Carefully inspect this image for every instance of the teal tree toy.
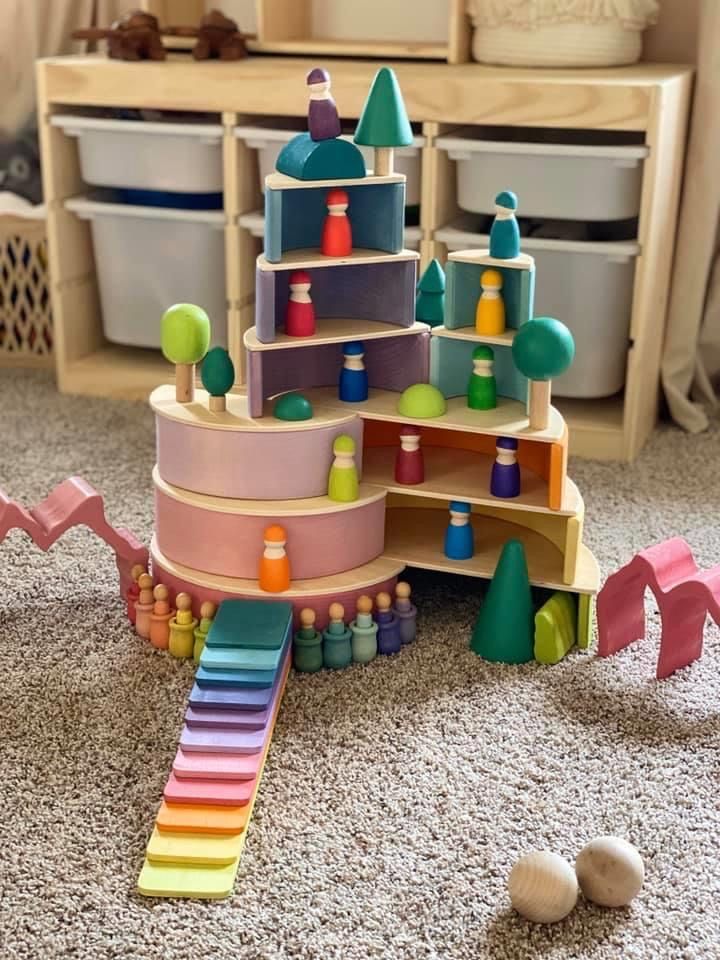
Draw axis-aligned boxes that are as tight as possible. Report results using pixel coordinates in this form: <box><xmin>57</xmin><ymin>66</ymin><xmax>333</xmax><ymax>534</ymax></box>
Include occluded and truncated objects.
<box><xmin>512</xmin><ymin>317</ymin><xmax>575</xmax><ymax>430</ymax></box>
<box><xmin>161</xmin><ymin>303</ymin><xmax>211</xmax><ymax>404</ymax></box>
<box><xmin>489</xmin><ymin>190</ymin><xmax>520</xmax><ymax>260</ymax></box>
<box><xmin>415</xmin><ymin>259</ymin><xmax>445</xmax><ymax>327</ymax></box>
<box><xmin>470</xmin><ymin>539</ymin><xmax>534</xmax><ymax>664</ymax></box>
<box><xmin>354</xmin><ymin>67</ymin><xmax>413</xmax><ymax>176</ymax></box>
<box><xmin>201</xmin><ymin>346</ymin><xmax>235</xmax><ymax>412</ymax></box>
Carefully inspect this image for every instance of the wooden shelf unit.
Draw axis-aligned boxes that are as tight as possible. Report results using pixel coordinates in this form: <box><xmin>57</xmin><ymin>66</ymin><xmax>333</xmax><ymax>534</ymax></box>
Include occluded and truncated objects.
<box><xmin>33</xmin><ymin>55</ymin><xmax>692</xmax><ymax>459</ymax></box>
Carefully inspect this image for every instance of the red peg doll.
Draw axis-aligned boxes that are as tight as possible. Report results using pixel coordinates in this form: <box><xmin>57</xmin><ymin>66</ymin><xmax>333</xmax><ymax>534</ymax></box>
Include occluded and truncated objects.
<box><xmin>285</xmin><ymin>270</ymin><xmax>316</xmax><ymax>337</ymax></box>
<box><xmin>321</xmin><ymin>188</ymin><xmax>352</xmax><ymax>257</ymax></box>
<box><xmin>394</xmin><ymin>424</ymin><xmax>424</xmax><ymax>485</ymax></box>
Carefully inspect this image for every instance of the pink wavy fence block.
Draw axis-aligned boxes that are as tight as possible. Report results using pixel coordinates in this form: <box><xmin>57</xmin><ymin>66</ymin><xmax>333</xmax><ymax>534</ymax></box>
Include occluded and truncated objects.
<box><xmin>597</xmin><ymin>537</ymin><xmax>720</xmax><ymax>679</ymax></box>
<box><xmin>0</xmin><ymin>476</ymin><xmax>148</xmax><ymax>599</ymax></box>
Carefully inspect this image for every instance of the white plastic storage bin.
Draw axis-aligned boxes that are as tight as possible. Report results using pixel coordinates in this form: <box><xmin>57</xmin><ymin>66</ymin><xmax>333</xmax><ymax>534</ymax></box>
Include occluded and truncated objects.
<box><xmin>51</xmin><ymin>115</ymin><xmax>224</xmax><ymax>193</ymax></box>
<box><xmin>65</xmin><ymin>197</ymin><xmax>227</xmax><ymax>350</ymax></box>
<box><xmin>237</xmin><ymin>210</ymin><xmax>422</xmax><ymax>251</ymax></box>
<box><xmin>436</xmin><ymin>221</ymin><xmax>639</xmax><ymax>398</ymax></box>
<box><xmin>234</xmin><ymin>123</ymin><xmax>426</xmax><ymax>206</ymax></box>
<box><xmin>435</xmin><ymin>127</ymin><xmax>648</xmax><ymax>221</ymax></box>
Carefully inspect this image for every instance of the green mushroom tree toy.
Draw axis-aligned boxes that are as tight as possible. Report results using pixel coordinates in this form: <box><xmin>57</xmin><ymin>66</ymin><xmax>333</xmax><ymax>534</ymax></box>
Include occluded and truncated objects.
<box><xmin>161</xmin><ymin>303</ymin><xmax>211</xmax><ymax>404</ymax></box>
<box><xmin>354</xmin><ymin>67</ymin><xmax>413</xmax><ymax>176</ymax></box>
<box><xmin>415</xmin><ymin>259</ymin><xmax>445</xmax><ymax>327</ymax></box>
<box><xmin>201</xmin><ymin>346</ymin><xmax>235</xmax><ymax>412</ymax></box>
<box><xmin>512</xmin><ymin>317</ymin><xmax>575</xmax><ymax>430</ymax></box>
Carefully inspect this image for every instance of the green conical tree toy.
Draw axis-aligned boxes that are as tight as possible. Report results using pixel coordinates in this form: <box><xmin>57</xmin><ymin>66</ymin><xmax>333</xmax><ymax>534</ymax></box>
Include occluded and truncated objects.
<box><xmin>161</xmin><ymin>303</ymin><xmax>211</xmax><ymax>404</ymax></box>
<box><xmin>354</xmin><ymin>67</ymin><xmax>413</xmax><ymax>176</ymax></box>
<box><xmin>201</xmin><ymin>346</ymin><xmax>235</xmax><ymax>412</ymax></box>
<box><xmin>415</xmin><ymin>259</ymin><xmax>445</xmax><ymax>327</ymax></box>
<box><xmin>470</xmin><ymin>539</ymin><xmax>534</xmax><ymax>664</ymax></box>
<box><xmin>512</xmin><ymin>317</ymin><xmax>575</xmax><ymax>431</ymax></box>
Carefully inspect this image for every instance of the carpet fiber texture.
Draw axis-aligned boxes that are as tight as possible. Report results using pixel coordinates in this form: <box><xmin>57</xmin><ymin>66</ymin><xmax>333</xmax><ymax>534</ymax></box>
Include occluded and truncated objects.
<box><xmin>1</xmin><ymin>369</ymin><xmax>719</xmax><ymax>960</ymax></box>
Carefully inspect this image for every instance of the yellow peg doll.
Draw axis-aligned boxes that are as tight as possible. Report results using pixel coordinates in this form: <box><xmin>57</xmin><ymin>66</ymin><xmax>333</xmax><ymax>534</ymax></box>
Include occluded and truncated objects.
<box><xmin>475</xmin><ymin>268</ymin><xmax>505</xmax><ymax>336</ymax></box>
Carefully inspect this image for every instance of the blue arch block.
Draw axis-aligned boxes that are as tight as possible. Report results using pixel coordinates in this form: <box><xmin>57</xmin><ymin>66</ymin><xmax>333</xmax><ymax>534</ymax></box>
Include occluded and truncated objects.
<box><xmin>276</xmin><ymin>133</ymin><xmax>366</xmax><ymax>181</ymax></box>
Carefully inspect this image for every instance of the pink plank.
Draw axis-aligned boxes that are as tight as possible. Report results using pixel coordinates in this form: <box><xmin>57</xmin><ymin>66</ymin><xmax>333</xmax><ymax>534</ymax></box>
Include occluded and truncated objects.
<box><xmin>163</xmin><ymin>772</ymin><xmax>255</xmax><ymax>806</ymax></box>
<box><xmin>172</xmin><ymin>748</ymin><xmax>261</xmax><ymax>781</ymax></box>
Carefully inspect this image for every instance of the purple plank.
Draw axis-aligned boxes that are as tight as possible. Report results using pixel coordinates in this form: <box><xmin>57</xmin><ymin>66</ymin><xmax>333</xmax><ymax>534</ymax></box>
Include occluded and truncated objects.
<box><xmin>185</xmin><ymin>705</ymin><xmax>270</xmax><ymax>730</ymax></box>
<box><xmin>180</xmin><ymin>724</ymin><xmax>266</xmax><ymax>755</ymax></box>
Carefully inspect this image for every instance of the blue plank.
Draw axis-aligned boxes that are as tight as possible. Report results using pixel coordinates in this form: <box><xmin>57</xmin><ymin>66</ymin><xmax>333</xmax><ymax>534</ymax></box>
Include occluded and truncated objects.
<box><xmin>195</xmin><ymin>665</ymin><xmax>275</xmax><ymax>689</ymax></box>
<box><xmin>201</xmin><ymin>644</ymin><xmax>284</xmax><ymax>673</ymax></box>
<box><xmin>204</xmin><ymin>599</ymin><xmax>292</xmax><ymax>650</ymax></box>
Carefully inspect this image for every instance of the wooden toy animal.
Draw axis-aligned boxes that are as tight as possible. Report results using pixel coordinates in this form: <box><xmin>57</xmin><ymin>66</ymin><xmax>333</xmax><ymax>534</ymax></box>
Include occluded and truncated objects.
<box><xmin>164</xmin><ymin>10</ymin><xmax>248</xmax><ymax>61</ymax></box>
<box><xmin>72</xmin><ymin>11</ymin><xmax>166</xmax><ymax>61</ymax></box>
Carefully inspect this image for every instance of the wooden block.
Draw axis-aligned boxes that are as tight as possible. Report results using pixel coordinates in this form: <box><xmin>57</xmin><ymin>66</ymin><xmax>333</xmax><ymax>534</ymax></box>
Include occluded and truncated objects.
<box><xmin>190</xmin><ymin>682</ymin><xmax>276</xmax><ymax>711</ymax></box>
<box><xmin>195</xmin><ymin>665</ymin><xmax>276</xmax><ymax>688</ymax></box>
<box><xmin>200</xmin><ymin>644</ymin><xmax>283</xmax><ymax>673</ymax></box>
<box><xmin>205</xmin><ymin>599</ymin><xmax>292</xmax><ymax>650</ymax></box>
<box><xmin>173</xmin><ymin>748</ymin><xmax>262</xmax><ymax>780</ymax></box>
<box><xmin>185</xmin><ymin>705</ymin><xmax>269</xmax><ymax>729</ymax></box>
<box><xmin>137</xmin><ymin>858</ymin><xmax>238</xmax><ymax>899</ymax></box>
<box><xmin>146</xmin><ymin>826</ymin><xmax>245</xmax><ymax>866</ymax></box>
<box><xmin>163</xmin><ymin>772</ymin><xmax>256</xmax><ymax>806</ymax></box>
<box><xmin>180</xmin><ymin>725</ymin><xmax>266</xmax><ymax>756</ymax></box>
<box><xmin>156</xmin><ymin>801</ymin><xmax>251</xmax><ymax>835</ymax></box>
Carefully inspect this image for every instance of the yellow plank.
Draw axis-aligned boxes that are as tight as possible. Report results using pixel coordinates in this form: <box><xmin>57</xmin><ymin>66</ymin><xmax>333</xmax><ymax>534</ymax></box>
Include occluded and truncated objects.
<box><xmin>137</xmin><ymin>858</ymin><xmax>239</xmax><ymax>899</ymax></box>
<box><xmin>146</xmin><ymin>827</ymin><xmax>245</xmax><ymax>866</ymax></box>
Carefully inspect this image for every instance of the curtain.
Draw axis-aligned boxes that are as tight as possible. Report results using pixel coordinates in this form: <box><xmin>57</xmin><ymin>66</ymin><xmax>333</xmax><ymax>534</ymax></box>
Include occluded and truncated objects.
<box><xmin>661</xmin><ymin>0</ymin><xmax>720</xmax><ymax>431</ymax></box>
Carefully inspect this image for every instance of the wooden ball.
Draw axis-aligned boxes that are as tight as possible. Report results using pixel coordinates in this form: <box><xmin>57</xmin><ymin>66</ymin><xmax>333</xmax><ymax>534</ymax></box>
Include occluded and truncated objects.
<box><xmin>396</xmin><ymin>581</ymin><xmax>411</xmax><ymax>600</ymax></box>
<box><xmin>357</xmin><ymin>595</ymin><xmax>373</xmax><ymax>614</ymax></box>
<box><xmin>138</xmin><ymin>573</ymin><xmax>153</xmax><ymax>590</ymax></box>
<box><xmin>200</xmin><ymin>601</ymin><xmax>216</xmax><ymax>619</ymax></box>
<box><xmin>299</xmin><ymin>608</ymin><xmax>316</xmax><ymax>627</ymax></box>
<box><xmin>575</xmin><ymin>837</ymin><xmax>644</xmax><ymax>907</ymax></box>
<box><xmin>131</xmin><ymin>563</ymin><xmax>145</xmax><ymax>582</ymax></box>
<box><xmin>376</xmin><ymin>591</ymin><xmax>391</xmax><ymax>611</ymax></box>
<box><xmin>176</xmin><ymin>592</ymin><xmax>192</xmax><ymax>612</ymax></box>
<box><xmin>508</xmin><ymin>851</ymin><xmax>578</xmax><ymax>923</ymax></box>
<box><xmin>153</xmin><ymin>584</ymin><xmax>168</xmax><ymax>602</ymax></box>
<box><xmin>329</xmin><ymin>602</ymin><xmax>344</xmax><ymax>621</ymax></box>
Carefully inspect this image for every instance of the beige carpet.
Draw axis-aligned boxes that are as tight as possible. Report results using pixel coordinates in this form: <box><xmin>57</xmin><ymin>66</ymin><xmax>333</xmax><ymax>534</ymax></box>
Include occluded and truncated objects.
<box><xmin>1</xmin><ymin>368</ymin><xmax>719</xmax><ymax>960</ymax></box>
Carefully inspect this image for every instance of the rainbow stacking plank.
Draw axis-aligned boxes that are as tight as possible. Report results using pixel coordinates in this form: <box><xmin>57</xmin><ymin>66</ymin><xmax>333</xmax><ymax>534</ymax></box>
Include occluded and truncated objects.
<box><xmin>138</xmin><ymin>599</ymin><xmax>292</xmax><ymax>899</ymax></box>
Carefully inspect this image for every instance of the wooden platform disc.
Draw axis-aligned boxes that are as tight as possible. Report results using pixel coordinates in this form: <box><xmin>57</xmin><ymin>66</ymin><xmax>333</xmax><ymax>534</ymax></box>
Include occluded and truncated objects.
<box><xmin>362</xmin><ymin>446</ymin><xmax>580</xmax><ymax>516</ymax></box>
<box><xmin>150</xmin><ymin>536</ymin><xmax>403</xmax><ymax>628</ymax></box>
<box><xmin>154</xmin><ymin>470</ymin><xmax>386</xmax><ymax>580</ymax></box>
<box><xmin>265</xmin><ymin>171</ymin><xmax>406</xmax><ymax>192</ymax></box>
<box><xmin>431</xmin><ymin>325</ymin><xmax>518</xmax><ymax>348</ymax></box>
<box><xmin>447</xmin><ymin>249</ymin><xmax>535</xmax><ymax>271</ymax></box>
<box><xmin>257</xmin><ymin>248</ymin><xmax>419</xmax><ymax>272</ymax></box>
<box><xmin>382</xmin><ymin>507</ymin><xmax>599</xmax><ymax>593</ymax></box>
<box><xmin>245</xmin><ymin>319</ymin><xmax>430</xmax><ymax>352</ymax></box>
<box><xmin>138</xmin><ymin>858</ymin><xmax>239</xmax><ymax>899</ymax></box>
<box><xmin>302</xmin><ymin>387</ymin><xmax>567</xmax><ymax>444</ymax></box>
<box><xmin>146</xmin><ymin>827</ymin><xmax>245</xmax><ymax>866</ymax></box>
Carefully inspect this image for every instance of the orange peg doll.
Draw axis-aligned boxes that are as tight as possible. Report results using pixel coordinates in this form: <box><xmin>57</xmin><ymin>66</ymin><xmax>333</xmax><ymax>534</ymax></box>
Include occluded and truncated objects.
<box><xmin>126</xmin><ymin>563</ymin><xmax>146</xmax><ymax>624</ymax></box>
<box><xmin>258</xmin><ymin>524</ymin><xmax>291</xmax><ymax>593</ymax></box>
<box><xmin>149</xmin><ymin>584</ymin><xmax>174</xmax><ymax>650</ymax></box>
<box><xmin>134</xmin><ymin>573</ymin><xmax>154</xmax><ymax>639</ymax></box>
<box><xmin>321</xmin><ymin>188</ymin><xmax>352</xmax><ymax>257</ymax></box>
<box><xmin>169</xmin><ymin>593</ymin><xmax>198</xmax><ymax>659</ymax></box>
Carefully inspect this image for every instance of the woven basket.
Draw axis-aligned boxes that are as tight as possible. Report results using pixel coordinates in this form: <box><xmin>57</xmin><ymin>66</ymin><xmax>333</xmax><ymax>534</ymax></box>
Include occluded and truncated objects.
<box><xmin>0</xmin><ymin>216</ymin><xmax>53</xmax><ymax>367</ymax></box>
<box><xmin>467</xmin><ymin>0</ymin><xmax>660</xmax><ymax>67</ymax></box>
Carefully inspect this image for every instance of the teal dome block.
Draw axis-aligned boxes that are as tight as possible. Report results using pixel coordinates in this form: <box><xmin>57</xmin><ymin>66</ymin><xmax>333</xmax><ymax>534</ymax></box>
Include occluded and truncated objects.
<box><xmin>276</xmin><ymin>133</ymin><xmax>366</xmax><ymax>181</ymax></box>
<box><xmin>273</xmin><ymin>392</ymin><xmax>314</xmax><ymax>421</ymax></box>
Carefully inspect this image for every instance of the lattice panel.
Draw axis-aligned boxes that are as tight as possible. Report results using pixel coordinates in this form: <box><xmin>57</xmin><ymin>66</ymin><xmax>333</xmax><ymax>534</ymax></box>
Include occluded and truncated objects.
<box><xmin>0</xmin><ymin>218</ymin><xmax>53</xmax><ymax>366</ymax></box>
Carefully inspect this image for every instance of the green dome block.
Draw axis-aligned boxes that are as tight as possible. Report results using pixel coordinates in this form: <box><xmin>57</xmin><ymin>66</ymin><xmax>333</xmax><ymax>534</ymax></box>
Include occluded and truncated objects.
<box><xmin>276</xmin><ymin>133</ymin><xmax>366</xmax><ymax>181</ymax></box>
<box><xmin>354</xmin><ymin>67</ymin><xmax>413</xmax><ymax>148</ymax></box>
<box><xmin>161</xmin><ymin>303</ymin><xmax>211</xmax><ymax>365</ymax></box>
<box><xmin>470</xmin><ymin>539</ymin><xmax>535</xmax><ymax>664</ymax></box>
<box><xmin>512</xmin><ymin>317</ymin><xmax>575</xmax><ymax>381</ymax></box>
<box><xmin>397</xmin><ymin>383</ymin><xmax>447</xmax><ymax>419</ymax></box>
<box><xmin>273</xmin><ymin>392</ymin><xmax>314</xmax><ymax>421</ymax></box>
<box><xmin>201</xmin><ymin>347</ymin><xmax>235</xmax><ymax>397</ymax></box>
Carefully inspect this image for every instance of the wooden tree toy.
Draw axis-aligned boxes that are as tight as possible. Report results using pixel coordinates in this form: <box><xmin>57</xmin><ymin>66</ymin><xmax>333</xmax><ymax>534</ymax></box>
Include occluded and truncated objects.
<box><xmin>149</xmin><ymin>584</ymin><xmax>174</xmax><ymax>650</ymax></box>
<box><xmin>375</xmin><ymin>592</ymin><xmax>401</xmax><ymax>655</ymax></box>
<box><xmin>338</xmin><ymin>341</ymin><xmax>368</xmax><ymax>403</ymax></box>
<box><xmin>508</xmin><ymin>851</ymin><xmax>578</xmax><ymax>924</ymax></box>
<box><xmin>444</xmin><ymin>501</ymin><xmax>474</xmax><ymax>560</ymax></box>
<box><xmin>169</xmin><ymin>593</ymin><xmax>198</xmax><ymax>659</ymax></box>
<box><xmin>471</xmin><ymin>539</ymin><xmax>534</xmax><ymax>663</ymax></box>
<box><xmin>415</xmin><ymin>259</ymin><xmax>445</xmax><ymax>327</ymax></box>
<box><xmin>350</xmin><ymin>595</ymin><xmax>378</xmax><ymax>664</ymax></box>
<box><xmin>475</xmin><ymin>269</ymin><xmax>505</xmax><ymax>335</ymax></box>
<box><xmin>135</xmin><ymin>573</ymin><xmax>155</xmax><ymax>639</ymax></box>
<box><xmin>201</xmin><ymin>346</ymin><xmax>235</xmax><ymax>412</ymax></box>
<box><xmin>293</xmin><ymin>608</ymin><xmax>323</xmax><ymax>673</ymax></box>
<box><xmin>306</xmin><ymin>67</ymin><xmax>342</xmax><ymax>141</ymax></box>
<box><xmin>354</xmin><ymin>67</ymin><xmax>413</xmax><ymax>176</ymax></box>
<box><xmin>394</xmin><ymin>424</ymin><xmax>424</xmax><ymax>485</ymax></box>
<box><xmin>321</xmin><ymin>189</ymin><xmax>352</xmax><ymax>257</ymax></box>
<box><xmin>193</xmin><ymin>600</ymin><xmax>216</xmax><ymax>664</ymax></box>
<box><xmin>72</xmin><ymin>11</ymin><xmax>166</xmax><ymax>61</ymax></box>
<box><xmin>126</xmin><ymin>563</ymin><xmax>146</xmax><ymax>625</ymax></box>
<box><xmin>490</xmin><ymin>437</ymin><xmax>521</xmax><ymax>499</ymax></box>
<box><xmin>322</xmin><ymin>602</ymin><xmax>353</xmax><ymax>669</ymax></box>
<box><xmin>467</xmin><ymin>345</ymin><xmax>497</xmax><ymax>411</ymax></box>
<box><xmin>512</xmin><ymin>317</ymin><xmax>575</xmax><ymax>430</ymax></box>
<box><xmin>258</xmin><ymin>525</ymin><xmax>290</xmax><ymax>593</ymax></box>
<box><xmin>489</xmin><ymin>190</ymin><xmax>520</xmax><ymax>260</ymax></box>
<box><xmin>161</xmin><ymin>303</ymin><xmax>211</xmax><ymax>404</ymax></box>
<box><xmin>327</xmin><ymin>434</ymin><xmax>359</xmax><ymax>502</ymax></box>
<box><xmin>285</xmin><ymin>271</ymin><xmax>316</xmax><ymax>338</ymax></box>
<box><xmin>394</xmin><ymin>582</ymin><xmax>417</xmax><ymax>645</ymax></box>
<box><xmin>164</xmin><ymin>10</ymin><xmax>248</xmax><ymax>61</ymax></box>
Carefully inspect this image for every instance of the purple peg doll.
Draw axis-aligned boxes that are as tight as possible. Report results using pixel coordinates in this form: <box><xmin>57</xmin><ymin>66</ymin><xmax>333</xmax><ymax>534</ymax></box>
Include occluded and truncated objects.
<box><xmin>307</xmin><ymin>67</ymin><xmax>342</xmax><ymax>142</ymax></box>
